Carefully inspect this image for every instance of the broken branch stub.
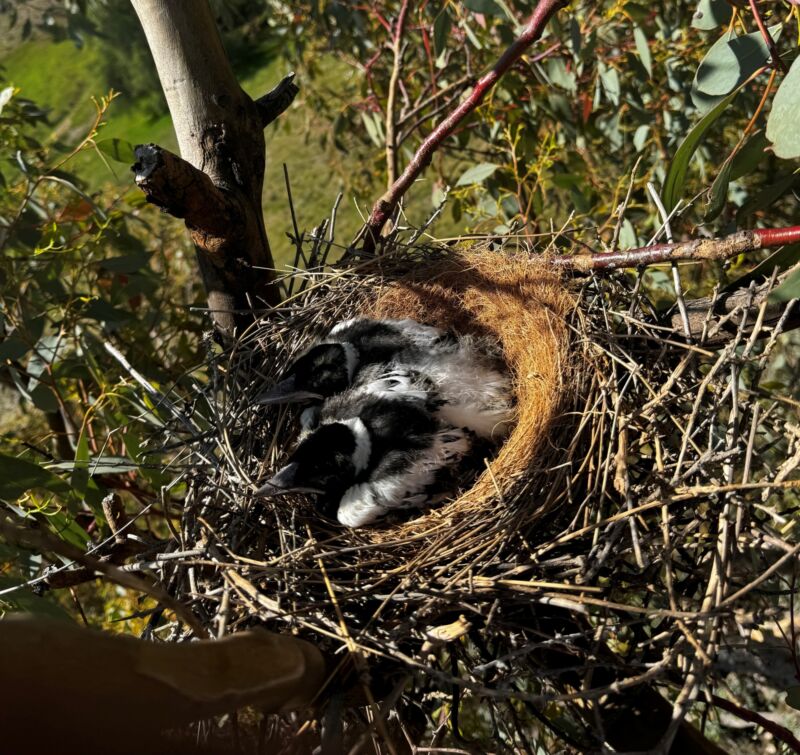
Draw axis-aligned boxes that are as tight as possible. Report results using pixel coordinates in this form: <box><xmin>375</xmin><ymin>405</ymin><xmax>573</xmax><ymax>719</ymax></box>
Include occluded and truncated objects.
<box><xmin>131</xmin><ymin>0</ymin><xmax>300</xmax><ymax>335</ymax></box>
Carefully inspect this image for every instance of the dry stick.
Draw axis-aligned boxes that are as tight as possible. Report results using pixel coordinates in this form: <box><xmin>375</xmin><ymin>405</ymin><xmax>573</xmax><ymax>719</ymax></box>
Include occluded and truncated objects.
<box><xmin>0</xmin><ymin>513</ymin><xmax>208</xmax><ymax>638</ymax></box>
<box><xmin>359</xmin><ymin>0</ymin><xmax>569</xmax><ymax>252</ymax></box>
<box><xmin>552</xmin><ymin>225</ymin><xmax>800</xmax><ymax>270</ymax></box>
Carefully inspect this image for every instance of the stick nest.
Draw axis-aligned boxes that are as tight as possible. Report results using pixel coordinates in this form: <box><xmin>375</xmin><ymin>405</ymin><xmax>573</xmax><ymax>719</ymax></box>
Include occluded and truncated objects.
<box><xmin>163</xmin><ymin>239</ymin><xmax>798</xmax><ymax>751</ymax></box>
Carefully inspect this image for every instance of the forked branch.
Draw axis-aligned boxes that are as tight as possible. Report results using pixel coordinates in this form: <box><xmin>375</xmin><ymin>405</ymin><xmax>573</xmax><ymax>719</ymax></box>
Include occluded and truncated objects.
<box><xmin>359</xmin><ymin>0</ymin><xmax>569</xmax><ymax>253</ymax></box>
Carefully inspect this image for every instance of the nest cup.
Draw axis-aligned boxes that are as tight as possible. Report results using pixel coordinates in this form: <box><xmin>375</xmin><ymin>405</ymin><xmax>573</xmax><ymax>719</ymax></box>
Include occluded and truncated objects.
<box><xmin>247</xmin><ymin>247</ymin><xmax>574</xmax><ymax>549</ymax></box>
<box><xmin>362</xmin><ymin>249</ymin><xmax>573</xmax><ymax>539</ymax></box>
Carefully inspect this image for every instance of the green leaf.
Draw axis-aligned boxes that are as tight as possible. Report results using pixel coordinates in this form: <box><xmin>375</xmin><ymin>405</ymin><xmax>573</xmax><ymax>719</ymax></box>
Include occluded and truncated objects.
<box><xmin>736</xmin><ymin>174</ymin><xmax>798</xmax><ymax>223</ymax></box>
<box><xmin>691</xmin><ymin>26</ymin><xmax>779</xmax><ymax>113</ymax></box>
<box><xmin>633</xmin><ymin>124</ymin><xmax>650</xmax><ymax>152</ymax></box>
<box><xmin>51</xmin><ymin>457</ymin><xmax>138</xmax><ymax>475</ymax></box>
<box><xmin>705</xmin><ymin>159</ymin><xmax>732</xmax><ymax>221</ymax></box>
<box><xmin>96</xmin><ymin>251</ymin><xmax>151</xmax><ymax>273</ymax></box>
<box><xmin>462</xmin><ymin>0</ymin><xmax>503</xmax><ymax>15</ymax></box>
<box><xmin>0</xmin><ymin>575</ymin><xmax>75</xmax><ymax>622</ymax></box>
<box><xmin>0</xmin><ymin>336</ymin><xmax>31</xmax><ymax>362</ymax></box>
<box><xmin>633</xmin><ymin>26</ymin><xmax>652</xmax><ymax>77</ymax></box>
<box><xmin>724</xmin><ymin>244</ymin><xmax>800</xmax><ymax>293</ymax></box>
<box><xmin>769</xmin><ymin>267</ymin><xmax>800</xmax><ymax>303</ymax></box>
<box><xmin>84</xmin><ymin>299</ymin><xmax>134</xmax><ymax>323</ymax></box>
<box><xmin>546</xmin><ymin>58</ymin><xmax>576</xmax><ymax>92</ymax></box>
<box><xmin>433</xmin><ymin>9</ymin><xmax>452</xmax><ymax>56</ymax></box>
<box><xmin>95</xmin><ymin>138</ymin><xmax>136</xmax><ymax>164</ymax></box>
<box><xmin>599</xmin><ymin>63</ymin><xmax>620</xmax><ymax>106</ymax></box>
<box><xmin>691</xmin><ymin>0</ymin><xmax>732</xmax><ymax>31</ymax></box>
<box><xmin>0</xmin><ymin>453</ymin><xmax>72</xmax><ymax>501</ymax></box>
<box><xmin>29</xmin><ymin>383</ymin><xmax>59</xmax><ymax>413</ymax></box>
<box><xmin>662</xmin><ymin>89</ymin><xmax>738</xmax><ymax>212</ymax></box>
<box><xmin>360</xmin><ymin>111</ymin><xmax>384</xmax><ymax>148</ymax></box>
<box><xmin>729</xmin><ymin>131</ymin><xmax>768</xmax><ymax>181</ymax></box>
<box><xmin>456</xmin><ymin>163</ymin><xmax>499</xmax><ymax>186</ymax></box>
<box><xmin>71</xmin><ymin>427</ymin><xmax>90</xmax><ymax>495</ymax></box>
<box><xmin>766</xmin><ymin>56</ymin><xmax>800</xmax><ymax>159</ymax></box>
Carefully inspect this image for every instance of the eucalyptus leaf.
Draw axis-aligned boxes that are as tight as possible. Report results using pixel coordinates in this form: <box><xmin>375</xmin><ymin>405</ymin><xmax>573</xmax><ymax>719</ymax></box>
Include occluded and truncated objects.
<box><xmin>456</xmin><ymin>163</ymin><xmax>499</xmax><ymax>186</ymax></box>
<box><xmin>705</xmin><ymin>159</ymin><xmax>732</xmax><ymax>221</ymax></box>
<box><xmin>691</xmin><ymin>0</ymin><xmax>732</xmax><ymax>31</ymax></box>
<box><xmin>662</xmin><ymin>89</ymin><xmax>738</xmax><ymax>212</ymax></box>
<box><xmin>633</xmin><ymin>26</ymin><xmax>652</xmax><ymax>77</ymax></box>
<box><xmin>766</xmin><ymin>56</ymin><xmax>800</xmax><ymax>159</ymax></box>
<box><xmin>730</xmin><ymin>131</ymin><xmax>768</xmax><ymax>181</ymax></box>
<box><xmin>769</xmin><ymin>267</ymin><xmax>800</xmax><ymax>303</ymax></box>
<box><xmin>51</xmin><ymin>457</ymin><xmax>139</xmax><ymax>475</ymax></box>
<box><xmin>462</xmin><ymin>0</ymin><xmax>503</xmax><ymax>15</ymax></box>
<box><xmin>724</xmin><ymin>244</ymin><xmax>800</xmax><ymax>293</ymax></box>
<box><xmin>433</xmin><ymin>9</ymin><xmax>452</xmax><ymax>56</ymax></box>
<box><xmin>0</xmin><ymin>453</ymin><xmax>72</xmax><ymax>501</ymax></box>
<box><xmin>736</xmin><ymin>174</ymin><xmax>798</xmax><ymax>223</ymax></box>
<box><xmin>691</xmin><ymin>26</ymin><xmax>779</xmax><ymax>112</ymax></box>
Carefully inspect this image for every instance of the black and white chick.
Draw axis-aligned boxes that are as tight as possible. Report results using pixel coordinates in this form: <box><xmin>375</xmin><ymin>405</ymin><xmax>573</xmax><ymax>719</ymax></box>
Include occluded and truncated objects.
<box><xmin>300</xmin><ymin>333</ymin><xmax>515</xmax><ymax>443</ymax></box>
<box><xmin>255</xmin><ymin>317</ymin><xmax>452</xmax><ymax>406</ymax></box>
<box><xmin>255</xmin><ymin>387</ymin><xmax>472</xmax><ymax>527</ymax></box>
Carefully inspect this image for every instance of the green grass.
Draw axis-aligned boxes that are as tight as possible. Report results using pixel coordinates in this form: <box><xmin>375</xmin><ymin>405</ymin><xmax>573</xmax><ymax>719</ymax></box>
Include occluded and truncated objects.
<box><xmin>1</xmin><ymin>38</ymin><xmax>462</xmax><ymax>268</ymax></box>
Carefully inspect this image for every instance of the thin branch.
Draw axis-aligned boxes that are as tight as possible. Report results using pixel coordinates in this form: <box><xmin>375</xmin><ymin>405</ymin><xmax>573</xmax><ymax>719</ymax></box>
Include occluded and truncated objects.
<box><xmin>0</xmin><ymin>512</ymin><xmax>209</xmax><ymax>638</ymax></box>
<box><xmin>552</xmin><ymin>226</ymin><xmax>800</xmax><ymax>271</ymax></box>
<box><xmin>385</xmin><ymin>0</ymin><xmax>410</xmax><ymax>188</ymax></box>
<box><xmin>358</xmin><ymin>0</ymin><xmax>568</xmax><ymax>253</ymax></box>
<box><xmin>710</xmin><ymin>694</ymin><xmax>800</xmax><ymax>752</ymax></box>
<box><xmin>748</xmin><ymin>0</ymin><xmax>788</xmax><ymax>74</ymax></box>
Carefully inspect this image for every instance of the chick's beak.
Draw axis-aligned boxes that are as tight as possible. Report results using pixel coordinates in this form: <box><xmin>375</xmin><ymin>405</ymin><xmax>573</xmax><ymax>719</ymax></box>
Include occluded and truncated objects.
<box><xmin>254</xmin><ymin>463</ymin><xmax>324</xmax><ymax>496</ymax></box>
<box><xmin>254</xmin><ymin>376</ymin><xmax>323</xmax><ymax>406</ymax></box>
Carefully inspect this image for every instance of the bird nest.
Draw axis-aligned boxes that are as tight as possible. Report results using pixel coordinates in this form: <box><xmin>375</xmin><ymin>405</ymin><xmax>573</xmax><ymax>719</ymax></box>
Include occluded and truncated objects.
<box><xmin>160</xmin><ymin>238</ymin><xmax>799</xmax><ymax>751</ymax></box>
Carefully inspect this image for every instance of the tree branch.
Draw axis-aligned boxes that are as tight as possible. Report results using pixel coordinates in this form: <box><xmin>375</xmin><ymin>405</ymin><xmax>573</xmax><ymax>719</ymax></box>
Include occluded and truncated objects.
<box><xmin>133</xmin><ymin>143</ymin><xmax>240</xmax><ymax>245</ymax></box>
<box><xmin>359</xmin><ymin>0</ymin><xmax>569</xmax><ymax>253</ymax></box>
<box><xmin>552</xmin><ymin>226</ymin><xmax>800</xmax><ymax>271</ymax></box>
<box><xmin>664</xmin><ymin>278</ymin><xmax>800</xmax><ymax>345</ymax></box>
<box><xmin>131</xmin><ymin>0</ymin><xmax>280</xmax><ymax>336</ymax></box>
<box><xmin>385</xmin><ymin>0</ymin><xmax>410</xmax><ymax>188</ymax></box>
<box><xmin>255</xmin><ymin>71</ymin><xmax>300</xmax><ymax>127</ymax></box>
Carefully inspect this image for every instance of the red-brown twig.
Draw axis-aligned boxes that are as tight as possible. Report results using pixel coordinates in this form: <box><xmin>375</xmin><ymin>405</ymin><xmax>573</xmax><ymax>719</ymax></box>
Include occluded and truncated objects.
<box><xmin>710</xmin><ymin>694</ymin><xmax>800</xmax><ymax>752</ymax></box>
<box><xmin>359</xmin><ymin>0</ymin><xmax>569</xmax><ymax>253</ymax></box>
<box><xmin>748</xmin><ymin>0</ymin><xmax>788</xmax><ymax>74</ymax></box>
<box><xmin>551</xmin><ymin>226</ymin><xmax>800</xmax><ymax>271</ymax></box>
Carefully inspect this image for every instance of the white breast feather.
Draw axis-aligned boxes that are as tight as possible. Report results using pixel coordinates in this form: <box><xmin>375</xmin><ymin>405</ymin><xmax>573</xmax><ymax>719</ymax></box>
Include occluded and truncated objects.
<box><xmin>337</xmin><ymin>427</ymin><xmax>471</xmax><ymax>527</ymax></box>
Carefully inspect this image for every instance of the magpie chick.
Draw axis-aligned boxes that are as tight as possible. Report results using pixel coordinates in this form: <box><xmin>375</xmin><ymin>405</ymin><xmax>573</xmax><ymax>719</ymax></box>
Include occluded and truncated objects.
<box><xmin>256</xmin><ymin>392</ymin><xmax>472</xmax><ymax>528</ymax></box>
<box><xmin>256</xmin><ymin>317</ymin><xmax>451</xmax><ymax>405</ymax></box>
<box><xmin>300</xmin><ymin>334</ymin><xmax>515</xmax><ymax>443</ymax></box>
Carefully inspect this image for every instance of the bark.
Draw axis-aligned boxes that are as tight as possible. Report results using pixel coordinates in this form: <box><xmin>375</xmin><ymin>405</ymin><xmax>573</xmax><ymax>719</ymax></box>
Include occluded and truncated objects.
<box><xmin>131</xmin><ymin>0</ymin><xmax>293</xmax><ymax>336</ymax></box>
<box><xmin>552</xmin><ymin>226</ymin><xmax>800</xmax><ymax>271</ymax></box>
<box><xmin>664</xmin><ymin>278</ymin><xmax>800</xmax><ymax>345</ymax></box>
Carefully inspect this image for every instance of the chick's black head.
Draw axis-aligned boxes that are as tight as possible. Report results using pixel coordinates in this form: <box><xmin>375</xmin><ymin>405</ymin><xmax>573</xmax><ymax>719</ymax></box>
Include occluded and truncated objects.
<box><xmin>282</xmin><ymin>422</ymin><xmax>360</xmax><ymax>494</ymax></box>
<box><xmin>289</xmin><ymin>343</ymin><xmax>352</xmax><ymax>397</ymax></box>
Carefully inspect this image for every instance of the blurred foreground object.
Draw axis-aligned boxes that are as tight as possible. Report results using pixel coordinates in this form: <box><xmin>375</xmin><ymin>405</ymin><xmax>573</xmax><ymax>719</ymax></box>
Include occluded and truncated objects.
<box><xmin>0</xmin><ymin>615</ymin><xmax>326</xmax><ymax>755</ymax></box>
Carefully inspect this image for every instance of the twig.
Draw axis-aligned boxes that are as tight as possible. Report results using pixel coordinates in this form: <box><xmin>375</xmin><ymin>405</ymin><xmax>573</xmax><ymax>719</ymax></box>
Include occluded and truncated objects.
<box><xmin>553</xmin><ymin>225</ymin><xmax>800</xmax><ymax>270</ymax></box>
<box><xmin>359</xmin><ymin>0</ymin><xmax>568</xmax><ymax>252</ymax></box>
